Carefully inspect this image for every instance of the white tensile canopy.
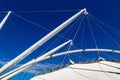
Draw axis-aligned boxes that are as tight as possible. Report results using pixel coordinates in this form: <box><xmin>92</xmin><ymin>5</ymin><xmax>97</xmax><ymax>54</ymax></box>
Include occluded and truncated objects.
<box><xmin>31</xmin><ymin>61</ymin><xmax>120</xmax><ymax>80</ymax></box>
<box><xmin>1</xmin><ymin>8</ymin><xmax>120</xmax><ymax>80</ymax></box>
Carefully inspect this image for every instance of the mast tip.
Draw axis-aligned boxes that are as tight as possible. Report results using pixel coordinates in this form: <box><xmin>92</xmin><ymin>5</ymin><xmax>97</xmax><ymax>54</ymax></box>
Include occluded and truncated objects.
<box><xmin>83</xmin><ymin>8</ymin><xmax>88</xmax><ymax>15</ymax></box>
<box><xmin>8</xmin><ymin>11</ymin><xmax>12</xmax><ymax>14</ymax></box>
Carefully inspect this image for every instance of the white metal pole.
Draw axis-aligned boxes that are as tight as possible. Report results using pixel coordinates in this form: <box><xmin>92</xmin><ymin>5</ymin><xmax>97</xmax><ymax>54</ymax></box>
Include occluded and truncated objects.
<box><xmin>0</xmin><ymin>8</ymin><xmax>86</xmax><ymax>74</ymax></box>
<box><xmin>0</xmin><ymin>11</ymin><xmax>12</xmax><ymax>29</ymax></box>
<box><xmin>0</xmin><ymin>40</ymin><xmax>72</xmax><ymax>79</ymax></box>
<box><xmin>2</xmin><ymin>48</ymin><xmax>120</xmax><ymax>80</ymax></box>
<box><xmin>1</xmin><ymin>66</ymin><xmax>30</xmax><ymax>80</ymax></box>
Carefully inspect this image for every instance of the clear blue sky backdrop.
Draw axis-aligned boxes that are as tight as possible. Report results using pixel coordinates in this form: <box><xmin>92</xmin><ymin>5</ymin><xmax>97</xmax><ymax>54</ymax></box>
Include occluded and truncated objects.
<box><xmin>0</xmin><ymin>0</ymin><xmax>120</xmax><ymax>80</ymax></box>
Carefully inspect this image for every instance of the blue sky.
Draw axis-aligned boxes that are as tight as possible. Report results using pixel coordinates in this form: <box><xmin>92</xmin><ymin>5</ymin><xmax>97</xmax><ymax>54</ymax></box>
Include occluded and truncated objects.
<box><xmin>0</xmin><ymin>0</ymin><xmax>120</xmax><ymax>80</ymax></box>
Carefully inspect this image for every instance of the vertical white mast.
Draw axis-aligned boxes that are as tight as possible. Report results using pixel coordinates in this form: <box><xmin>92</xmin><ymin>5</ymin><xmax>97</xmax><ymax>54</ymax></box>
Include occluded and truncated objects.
<box><xmin>0</xmin><ymin>8</ymin><xmax>87</xmax><ymax>74</ymax></box>
<box><xmin>0</xmin><ymin>11</ymin><xmax>12</xmax><ymax>29</ymax></box>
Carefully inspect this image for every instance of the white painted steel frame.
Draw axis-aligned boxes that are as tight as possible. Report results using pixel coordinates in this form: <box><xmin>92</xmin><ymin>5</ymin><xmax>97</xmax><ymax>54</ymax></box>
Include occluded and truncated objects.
<box><xmin>0</xmin><ymin>11</ymin><xmax>11</xmax><ymax>29</ymax></box>
<box><xmin>0</xmin><ymin>8</ymin><xmax>86</xmax><ymax>74</ymax></box>
<box><xmin>0</xmin><ymin>40</ymin><xmax>72</xmax><ymax>79</ymax></box>
<box><xmin>1</xmin><ymin>48</ymin><xmax>120</xmax><ymax>80</ymax></box>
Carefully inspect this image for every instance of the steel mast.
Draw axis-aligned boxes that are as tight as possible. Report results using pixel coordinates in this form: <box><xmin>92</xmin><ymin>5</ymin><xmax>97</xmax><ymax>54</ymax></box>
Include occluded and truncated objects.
<box><xmin>0</xmin><ymin>8</ymin><xmax>87</xmax><ymax>74</ymax></box>
<box><xmin>0</xmin><ymin>11</ymin><xmax>11</xmax><ymax>29</ymax></box>
<box><xmin>0</xmin><ymin>40</ymin><xmax>72</xmax><ymax>80</ymax></box>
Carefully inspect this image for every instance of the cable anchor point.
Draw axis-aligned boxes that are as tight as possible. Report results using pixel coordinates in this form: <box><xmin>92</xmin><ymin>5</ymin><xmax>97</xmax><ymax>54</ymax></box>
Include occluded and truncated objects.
<box><xmin>83</xmin><ymin>8</ymin><xmax>88</xmax><ymax>15</ymax></box>
<box><xmin>70</xmin><ymin>40</ymin><xmax>73</xmax><ymax>45</ymax></box>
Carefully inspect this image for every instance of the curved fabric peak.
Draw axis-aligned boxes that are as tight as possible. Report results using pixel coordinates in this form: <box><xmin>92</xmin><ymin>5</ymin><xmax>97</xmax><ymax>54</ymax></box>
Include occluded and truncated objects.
<box><xmin>31</xmin><ymin>61</ymin><xmax>120</xmax><ymax>80</ymax></box>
